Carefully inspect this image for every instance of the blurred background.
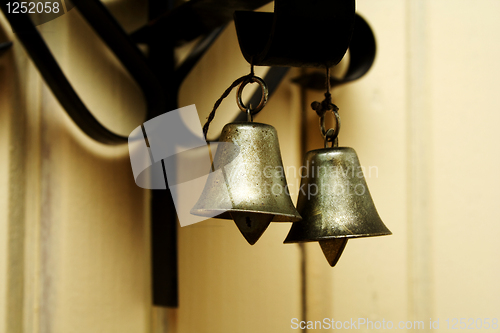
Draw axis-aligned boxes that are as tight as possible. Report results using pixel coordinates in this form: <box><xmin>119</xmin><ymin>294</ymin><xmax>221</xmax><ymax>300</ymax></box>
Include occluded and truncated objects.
<box><xmin>0</xmin><ymin>0</ymin><xmax>499</xmax><ymax>332</ymax></box>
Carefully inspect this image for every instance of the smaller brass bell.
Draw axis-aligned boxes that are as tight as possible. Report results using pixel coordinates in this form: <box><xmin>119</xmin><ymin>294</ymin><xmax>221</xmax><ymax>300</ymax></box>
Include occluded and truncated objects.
<box><xmin>284</xmin><ymin>147</ymin><xmax>391</xmax><ymax>266</ymax></box>
<box><xmin>192</xmin><ymin>122</ymin><xmax>301</xmax><ymax>244</ymax></box>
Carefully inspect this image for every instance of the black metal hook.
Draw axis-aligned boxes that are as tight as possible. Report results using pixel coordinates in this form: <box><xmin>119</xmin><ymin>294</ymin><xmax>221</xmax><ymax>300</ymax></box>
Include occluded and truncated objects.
<box><xmin>130</xmin><ymin>0</ymin><xmax>272</xmax><ymax>46</ymax></box>
<box><xmin>0</xmin><ymin>0</ymin><xmax>288</xmax><ymax>145</ymax></box>
<box><xmin>292</xmin><ymin>14</ymin><xmax>377</xmax><ymax>90</ymax></box>
<box><xmin>0</xmin><ymin>1</ymin><xmax>166</xmax><ymax>144</ymax></box>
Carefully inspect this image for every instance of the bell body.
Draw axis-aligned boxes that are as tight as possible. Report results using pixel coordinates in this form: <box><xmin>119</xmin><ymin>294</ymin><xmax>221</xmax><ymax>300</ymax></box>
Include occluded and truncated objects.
<box><xmin>192</xmin><ymin>122</ymin><xmax>301</xmax><ymax>244</ymax></box>
<box><xmin>285</xmin><ymin>147</ymin><xmax>391</xmax><ymax>242</ymax></box>
<box><xmin>284</xmin><ymin>147</ymin><xmax>391</xmax><ymax>265</ymax></box>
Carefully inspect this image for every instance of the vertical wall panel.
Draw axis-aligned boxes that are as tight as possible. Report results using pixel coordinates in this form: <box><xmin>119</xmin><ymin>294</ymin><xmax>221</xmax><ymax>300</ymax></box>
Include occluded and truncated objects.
<box><xmin>428</xmin><ymin>0</ymin><xmax>500</xmax><ymax>326</ymax></box>
<box><xmin>406</xmin><ymin>0</ymin><xmax>433</xmax><ymax>324</ymax></box>
<box><xmin>37</xmin><ymin>8</ymin><xmax>151</xmax><ymax>333</ymax></box>
<box><xmin>176</xmin><ymin>18</ymin><xmax>303</xmax><ymax>332</ymax></box>
<box><xmin>0</xmin><ymin>14</ymin><xmax>44</xmax><ymax>333</ymax></box>
<box><xmin>303</xmin><ymin>0</ymin><xmax>409</xmax><ymax>327</ymax></box>
<box><xmin>304</xmin><ymin>1</ymin><xmax>500</xmax><ymax>332</ymax></box>
<box><xmin>1</xmin><ymin>2</ymin><xmax>153</xmax><ymax>332</ymax></box>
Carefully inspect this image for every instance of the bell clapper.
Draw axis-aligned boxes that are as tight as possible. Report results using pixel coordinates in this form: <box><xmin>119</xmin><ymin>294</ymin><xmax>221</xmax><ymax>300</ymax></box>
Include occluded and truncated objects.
<box><xmin>231</xmin><ymin>212</ymin><xmax>274</xmax><ymax>245</ymax></box>
<box><xmin>319</xmin><ymin>239</ymin><xmax>348</xmax><ymax>267</ymax></box>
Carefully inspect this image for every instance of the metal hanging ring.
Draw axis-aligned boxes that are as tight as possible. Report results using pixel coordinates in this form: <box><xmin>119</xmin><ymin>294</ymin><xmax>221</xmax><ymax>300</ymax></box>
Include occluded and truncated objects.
<box><xmin>320</xmin><ymin>108</ymin><xmax>341</xmax><ymax>139</ymax></box>
<box><xmin>324</xmin><ymin>128</ymin><xmax>338</xmax><ymax>148</ymax></box>
<box><xmin>236</xmin><ymin>76</ymin><xmax>269</xmax><ymax>115</ymax></box>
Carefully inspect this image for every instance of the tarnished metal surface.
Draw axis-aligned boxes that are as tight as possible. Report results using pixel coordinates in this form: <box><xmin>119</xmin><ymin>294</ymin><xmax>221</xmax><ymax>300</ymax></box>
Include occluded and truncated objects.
<box><xmin>284</xmin><ymin>147</ymin><xmax>391</xmax><ymax>265</ymax></box>
<box><xmin>192</xmin><ymin>122</ymin><xmax>301</xmax><ymax>244</ymax></box>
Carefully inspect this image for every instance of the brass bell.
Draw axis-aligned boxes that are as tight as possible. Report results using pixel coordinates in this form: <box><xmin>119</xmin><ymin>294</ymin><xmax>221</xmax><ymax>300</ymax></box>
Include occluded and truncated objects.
<box><xmin>284</xmin><ymin>147</ymin><xmax>391</xmax><ymax>266</ymax></box>
<box><xmin>192</xmin><ymin>121</ymin><xmax>301</xmax><ymax>244</ymax></box>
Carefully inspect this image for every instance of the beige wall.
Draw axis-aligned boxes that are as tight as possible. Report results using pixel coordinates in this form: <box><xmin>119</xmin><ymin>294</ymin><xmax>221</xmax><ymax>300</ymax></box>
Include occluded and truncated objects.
<box><xmin>303</xmin><ymin>0</ymin><xmax>500</xmax><ymax>331</ymax></box>
<box><xmin>1</xmin><ymin>1</ymin><xmax>500</xmax><ymax>333</ymax></box>
<box><xmin>0</xmin><ymin>3</ymin><xmax>152</xmax><ymax>333</ymax></box>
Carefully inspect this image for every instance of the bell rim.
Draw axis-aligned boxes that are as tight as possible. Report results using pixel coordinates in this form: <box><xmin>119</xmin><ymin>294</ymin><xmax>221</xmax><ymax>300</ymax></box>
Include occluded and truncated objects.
<box><xmin>283</xmin><ymin>230</ymin><xmax>392</xmax><ymax>243</ymax></box>
<box><xmin>191</xmin><ymin>208</ymin><xmax>302</xmax><ymax>222</ymax></box>
<box><xmin>225</xmin><ymin>121</ymin><xmax>275</xmax><ymax>128</ymax></box>
<box><xmin>305</xmin><ymin>146</ymin><xmax>356</xmax><ymax>154</ymax></box>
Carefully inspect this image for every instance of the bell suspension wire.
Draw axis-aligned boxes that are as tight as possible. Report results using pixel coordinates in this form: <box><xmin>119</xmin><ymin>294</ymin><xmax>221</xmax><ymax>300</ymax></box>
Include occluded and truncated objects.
<box><xmin>202</xmin><ymin>67</ymin><xmax>254</xmax><ymax>140</ymax></box>
<box><xmin>311</xmin><ymin>66</ymin><xmax>341</xmax><ymax>147</ymax></box>
<box><xmin>325</xmin><ymin>66</ymin><xmax>332</xmax><ymax>108</ymax></box>
<box><xmin>202</xmin><ymin>62</ymin><xmax>268</xmax><ymax>141</ymax></box>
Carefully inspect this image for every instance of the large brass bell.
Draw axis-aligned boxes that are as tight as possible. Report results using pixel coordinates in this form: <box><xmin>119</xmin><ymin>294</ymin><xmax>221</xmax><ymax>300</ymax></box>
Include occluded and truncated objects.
<box><xmin>192</xmin><ymin>76</ymin><xmax>301</xmax><ymax>245</ymax></box>
<box><xmin>284</xmin><ymin>101</ymin><xmax>391</xmax><ymax>266</ymax></box>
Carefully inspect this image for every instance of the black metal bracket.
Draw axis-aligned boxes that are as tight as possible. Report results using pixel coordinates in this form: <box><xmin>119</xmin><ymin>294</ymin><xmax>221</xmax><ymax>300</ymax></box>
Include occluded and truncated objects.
<box><xmin>0</xmin><ymin>0</ymin><xmax>376</xmax><ymax>309</ymax></box>
<box><xmin>234</xmin><ymin>0</ymin><xmax>355</xmax><ymax>68</ymax></box>
<box><xmin>0</xmin><ymin>0</ymin><xmax>287</xmax><ymax>308</ymax></box>
<box><xmin>292</xmin><ymin>14</ymin><xmax>377</xmax><ymax>90</ymax></box>
<box><xmin>0</xmin><ymin>1</ymin><xmax>155</xmax><ymax>144</ymax></box>
<box><xmin>130</xmin><ymin>0</ymin><xmax>272</xmax><ymax>45</ymax></box>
